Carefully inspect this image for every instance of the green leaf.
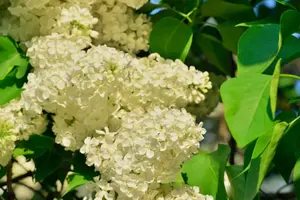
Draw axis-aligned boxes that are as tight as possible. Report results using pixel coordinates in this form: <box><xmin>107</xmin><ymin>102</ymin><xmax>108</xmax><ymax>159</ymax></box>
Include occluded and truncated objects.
<box><xmin>200</xmin><ymin>0</ymin><xmax>255</xmax><ymax>21</ymax></box>
<box><xmin>162</xmin><ymin>0</ymin><xmax>199</xmax><ymax>14</ymax></box>
<box><xmin>226</xmin><ymin>165</ymin><xmax>245</xmax><ymax>200</ymax></box>
<box><xmin>270</xmin><ymin>59</ymin><xmax>281</xmax><ymax>117</ymax></box>
<box><xmin>72</xmin><ymin>152</ymin><xmax>99</xmax><ymax>180</ymax></box>
<box><xmin>220</xmin><ymin>75</ymin><xmax>274</xmax><ymax>147</ymax></box>
<box><xmin>274</xmin><ymin>121</ymin><xmax>300</xmax><ymax>182</ymax></box>
<box><xmin>195</xmin><ymin>32</ymin><xmax>231</xmax><ymax>75</ymax></box>
<box><xmin>217</xmin><ymin>21</ymin><xmax>246</xmax><ymax>53</ymax></box>
<box><xmin>237</xmin><ymin>24</ymin><xmax>281</xmax><ymax>75</ymax></box>
<box><xmin>0</xmin><ymin>36</ymin><xmax>28</xmax><ymax>80</ymax></box>
<box><xmin>251</xmin><ymin>131</ymin><xmax>273</xmax><ymax>160</ymax></box>
<box><xmin>289</xmin><ymin>96</ymin><xmax>300</xmax><ymax>104</ymax></box>
<box><xmin>0</xmin><ymin>166</ymin><xmax>8</xmax><ymax>179</ymax></box>
<box><xmin>244</xmin><ymin>156</ymin><xmax>261</xmax><ymax>200</ymax></box>
<box><xmin>150</xmin><ymin>17</ymin><xmax>193</xmax><ymax>61</ymax></box>
<box><xmin>0</xmin><ymin>58</ymin><xmax>29</xmax><ymax>105</ymax></box>
<box><xmin>13</xmin><ymin>148</ymin><xmax>35</xmax><ymax>158</ymax></box>
<box><xmin>278</xmin><ymin>35</ymin><xmax>300</xmax><ymax>63</ymax></box>
<box><xmin>235</xmin><ymin>18</ymin><xmax>277</xmax><ymax>27</ymax></box>
<box><xmin>34</xmin><ymin>151</ymin><xmax>63</xmax><ymax>182</ymax></box>
<box><xmin>244</xmin><ymin>141</ymin><xmax>256</xmax><ymax>168</ymax></box>
<box><xmin>0</xmin><ymin>84</ymin><xmax>23</xmax><ymax>105</ymax></box>
<box><xmin>14</xmin><ymin>135</ymin><xmax>55</xmax><ymax>158</ymax></box>
<box><xmin>63</xmin><ymin>173</ymin><xmax>90</xmax><ymax>196</ymax></box>
<box><xmin>0</xmin><ymin>68</ymin><xmax>21</xmax><ymax>104</ymax></box>
<box><xmin>280</xmin><ymin>10</ymin><xmax>300</xmax><ymax>38</ymax></box>
<box><xmin>151</xmin><ymin>9</ymin><xmax>184</xmax><ymax>24</ymax></box>
<box><xmin>244</xmin><ymin>122</ymin><xmax>288</xmax><ymax>200</ymax></box>
<box><xmin>182</xmin><ymin>144</ymin><xmax>230</xmax><ymax>199</ymax></box>
<box><xmin>276</xmin><ymin>0</ymin><xmax>297</xmax><ymax>10</ymax></box>
<box><xmin>257</xmin><ymin>122</ymin><xmax>288</xmax><ymax>180</ymax></box>
<box><xmin>294</xmin><ymin>158</ymin><xmax>300</xmax><ymax>199</ymax></box>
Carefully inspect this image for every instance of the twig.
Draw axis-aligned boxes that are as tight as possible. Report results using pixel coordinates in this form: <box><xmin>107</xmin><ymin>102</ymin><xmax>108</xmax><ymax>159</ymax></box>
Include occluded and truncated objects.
<box><xmin>6</xmin><ymin>161</ymin><xmax>15</xmax><ymax>200</ymax></box>
<box><xmin>228</xmin><ymin>55</ymin><xmax>237</xmax><ymax>165</ymax></box>
<box><xmin>260</xmin><ymin>184</ymin><xmax>297</xmax><ymax>200</ymax></box>
<box><xmin>229</xmin><ymin>136</ymin><xmax>237</xmax><ymax>165</ymax></box>
<box><xmin>0</xmin><ymin>171</ymin><xmax>33</xmax><ymax>187</ymax></box>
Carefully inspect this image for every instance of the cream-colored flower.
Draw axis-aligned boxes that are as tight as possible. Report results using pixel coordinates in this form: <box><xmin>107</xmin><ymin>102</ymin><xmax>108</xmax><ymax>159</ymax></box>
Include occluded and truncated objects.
<box><xmin>0</xmin><ymin>100</ymin><xmax>48</xmax><ymax>166</ymax></box>
<box><xmin>81</xmin><ymin>106</ymin><xmax>206</xmax><ymax>199</ymax></box>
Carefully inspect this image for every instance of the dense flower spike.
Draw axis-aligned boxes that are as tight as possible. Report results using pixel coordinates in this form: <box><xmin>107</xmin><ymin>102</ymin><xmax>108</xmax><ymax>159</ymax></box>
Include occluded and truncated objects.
<box><xmin>0</xmin><ymin>123</ymin><xmax>17</xmax><ymax>166</ymax></box>
<box><xmin>22</xmin><ymin>36</ymin><xmax>211</xmax><ymax>150</ymax></box>
<box><xmin>0</xmin><ymin>100</ymin><xmax>48</xmax><ymax>166</ymax></box>
<box><xmin>92</xmin><ymin>1</ymin><xmax>151</xmax><ymax>53</ymax></box>
<box><xmin>85</xmin><ymin>179</ymin><xmax>213</xmax><ymax>200</ymax></box>
<box><xmin>0</xmin><ymin>0</ymin><xmax>151</xmax><ymax>53</ymax></box>
<box><xmin>80</xmin><ymin>106</ymin><xmax>206</xmax><ymax>199</ymax></box>
<box><xmin>154</xmin><ymin>185</ymin><xmax>213</xmax><ymax>200</ymax></box>
<box><xmin>117</xmin><ymin>0</ymin><xmax>148</xmax><ymax>9</ymax></box>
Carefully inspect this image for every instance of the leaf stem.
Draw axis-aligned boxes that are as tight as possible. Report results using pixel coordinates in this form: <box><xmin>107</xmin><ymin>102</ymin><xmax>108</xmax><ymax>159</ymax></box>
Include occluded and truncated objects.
<box><xmin>191</xmin><ymin>0</ymin><xmax>201</xmax><ymax>26</ymax></box>
<box><xmin>286</xmin><ymin>115</ymin><xmax>300</xmax><ymax>133</ymax></box>
<box><xmin>0</xmin><ymin>171</ymin><xmax>33</xmax><ymax>187</ymax></box>
<box><xmin>172</xmin><ymin>9</ymin><xmax>193</xmax><ymax>23</ymax></box>
<box><xmin>280</xmin><ymin>74</ymin><xmax>300</xmax><ymax>81</ymax></box>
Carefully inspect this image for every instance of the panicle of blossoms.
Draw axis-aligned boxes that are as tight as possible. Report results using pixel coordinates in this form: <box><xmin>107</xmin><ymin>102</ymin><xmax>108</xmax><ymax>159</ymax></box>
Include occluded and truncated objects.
<box><xmin>53</xmin><ymin>6</ymin><xmax>99</xmax><ymax>38</ymax></box>
<box><xmin>22</xmin><ymin>37</ymin><xmax>211</xmax><ymax>150</ymax></box>
<box><xmin>95</xmin><ymin>0</ymin><xmax>148</xmax><ymax>9</ymax></box>
<box><xmin>85</xmin><ymin>177</ymin><xmax>213</xmax><ymax>200</ymax></box>
<box><xmin>92</xmin><ymin>1</ymin><xmax>152</xmax><ymax>53</ymax></box>
<box><xmin>122</xmin><ymin>0</ymin><xmax>148</xmax><ymax>9</ymax></box>
<box><xmin>2</xmin><ymin>0</ymin><xmax>62</xmax><ymax>41</ymax></box>
<box><xmin>80</xmin><ymin>106</ymin><xmax>206</xmax><ymax>199</ymax></box>
<box><xmin>85</xmin><ymin>177</ymin><xmax>116</xmax><ymax>200</ymax></box>
<box><xmin>121</xmin><ymin>53</ymin><xmax>212</xmax><ymax>110</ymax></box>
<box><xmin>0</xmin><ymin>0</ymin><xmax>151</xmax><ymax>53</ymax></box>
<box><xmin>0</xmin><ymin>122</ymin><xmax>17</xmax><ymax>166</ymax></box>
<box><xmin>0</xmin><ymin>100</ymin><xmax>48</xmax><ymax>166</ymax></box>
<box><xmin>3</xmin><ymin>2</ymin><xmax>98</xmax><ymax>41</ymax></box>
<box><xmin>22</xmin><ymin>39</ymin><xmax>132</xmax><ymax>149</ymax></box>
<box><xmin>154</xmin><ymin>184</ymin><xmax>214</xmax><ymax>200</ymax></box>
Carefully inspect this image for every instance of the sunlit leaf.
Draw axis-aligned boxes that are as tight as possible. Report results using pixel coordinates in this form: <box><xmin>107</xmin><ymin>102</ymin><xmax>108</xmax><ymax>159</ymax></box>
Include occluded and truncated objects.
<box><xmin>150</xmin><ymin>17</ymin><xmax>193</xmax><ymax>61</ymax></box>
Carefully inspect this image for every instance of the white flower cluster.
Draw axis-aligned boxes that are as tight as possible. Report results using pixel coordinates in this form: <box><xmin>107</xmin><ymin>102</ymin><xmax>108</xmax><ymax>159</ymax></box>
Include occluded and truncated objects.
<box><xmin>80</xmin><ymin>106</ymin><xmax>206</xmax><ymax>199</ymax></box>
<box><xmin>85</xmin><ymin>178</ymin><xmax>212</xmax><ymax>200</ymax></box>
<box><xmin>22</xmin><ymin>34</ymin><xmax>211</xmax><ymax>150</ymax></box>
<box><xmin>154</xmin><ymin>185</ymin><xmax>213</xmax><ymax>200</ymax></box>
<box><xmin>92</xmin><ymin>0</ymin><xmax>151</xmax><ymax>53</ymax></box>
<box><xmin>0</xmin><ymin>0</ymin><xmax>151</xmax><ymax>53</ymax></box>
<box><xmin>0</xmin><ymin>100</ymin><xmax>47</xmax><ymax>166</ymax></box>
<box><xmin>0</xmin><ymin>122</ymin><xmax>16</xmax><ymax>166</ymax></box>
<box><xmin>117</xmin><ymin>0</ymin><xmax>148</xmax><ymax>9</ymax></box>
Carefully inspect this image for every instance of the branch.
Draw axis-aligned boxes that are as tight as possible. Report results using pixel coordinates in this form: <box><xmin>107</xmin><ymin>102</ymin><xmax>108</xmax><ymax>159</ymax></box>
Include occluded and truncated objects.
<box><xmin>6</xmin><ymin>161</ymin><xmax>15</xmax><ymax>200</ymax></box>
<box><xmin>0</xmin><ymin>171</ymin><xmax>33</xmax><ymax>187</ymax></box>
<box><xmin>229</xmin><ymin>136</ymin><xmax>237</xmax><ymax>165</ymax></box>
<box><xmin>260</xmin><ymin>184</ymin><xmax>296</xmax><ymax>200</ymax></box>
